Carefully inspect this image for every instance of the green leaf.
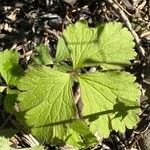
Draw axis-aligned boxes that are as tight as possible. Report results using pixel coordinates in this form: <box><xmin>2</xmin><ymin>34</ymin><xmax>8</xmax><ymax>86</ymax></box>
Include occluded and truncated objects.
<box><xmin>31</xmin><ymin>44</ymin><xmax>53</xmax><ymax>65</ymax></box>
<box><xmin>55</xmin><ymin>21</ymin><xmax>97</xmax><ymax>69</ymax></box>
<box><xmin>0</xmin><ymin>86</ymin><xmax>6</xmax><ymax>92</ymax></box>
<box><xmin>0</xmin><ymin>128</ymin><xmax>18</xmax><ymax>138</ymax></box>
<box><xmin>4</xmin><ymin>89</ymin><xmax>19</xmax><ymax>113</ymax></box>
<box><xmin>17</xmin><ymin>66</ymin><xmax>76</xmax><ymax>143</ymax></box>
<box><xmin>66</xmin><ymin>120</ymin><xmax>97</xmax><ymax>148</ymax></box>
<box><xmin>78</xmin><ymin>71</ymin><xmax>140</xmax><ymax>137</ymax></box>
<box><xmin>93</xmin><ymin>22</ymin><xmax>135</xmax><ymax>69</ymax></box>
<box><xmin>0</xmin><ymin>135</ymin><xmax>13</xmax><ymax>150</ymax></box>
<box><xmin>25</xmin><ymin>147</ymin><xmax>44</xmax><ymax>150</ymax></box>
<box><xmin>66</xmin><ymin>128</ymin><xmax>83</xmax><ymax>149</ymax></box>
<box><xmin>16</xmin><ymin>21</ymin><xmax>140</xmax><ymax>148</ymax></box>
<box><xmin>0</xmin><ymin>50</ymin><xmax>23</xmax><ymax>85</ymax></box>
<box><xmin>55</xmin><ymin>37</ymin><xmax>71</xmax><ymax>62</ymax></box>
<box><xmin>56</xmin><ymin>21</ymin><xmax>136</xmax><ymax>69</ymax></box>
<box><xmin>53</xmin><ymin>63</ymin><xmax>73</xmax><ymax>73</ymax></box>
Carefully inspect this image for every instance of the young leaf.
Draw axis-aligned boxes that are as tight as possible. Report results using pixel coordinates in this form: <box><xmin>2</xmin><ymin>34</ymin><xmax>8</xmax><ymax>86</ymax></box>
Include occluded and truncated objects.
<box><xmin>66</xmin><ymin>120</ymin><xmax>97</xmax><ymax>148</ymax></box>
<box><xmin>66</xmin><ymin>128</ymin><xmax>84</xmax><ymax>148</ymax></box>
<box><xmin>31</xmin><ymin>44</ymin><xmax>53</xmax><ymax>65</ymax></box>
<box><xmin>17</xmin><ymin>66</ymin><xmax>76</xmax><ymax>143</ymax></box>
<box><xmin>53</xmin><ymin>63</ymin><xmax>73</xmax><ymax>73</ymax></box>
<box><xmin>4</xmin><ymin>89</ymin><xmax>19</xmax><ymax>113</ymax></box>
<box><xmin>55</xmin><ymin>37</ymin><xmax>71</xmax><ymax>62</ymax></box>
<box><xmin>56</xmin><ymin>21</ymin><xmax>136</xmax><ymax>69</ymax></box>
<box><xmin>0</xmin><ymin>50</ymin><xmax>23</xmax><ymax>85</ymax></box>
<box><xmin>78</xmin><ymin>71</ymin><xmax>140</xmax><ymax>137</ymax></box>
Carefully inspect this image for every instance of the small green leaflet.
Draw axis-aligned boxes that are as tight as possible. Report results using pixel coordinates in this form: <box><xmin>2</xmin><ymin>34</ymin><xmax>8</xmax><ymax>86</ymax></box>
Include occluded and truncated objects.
<box><xmin>31</xmin><ymin>44</ymin><xmax>53</xmax><ymax>65</ymax></box>
<box><xmin>66</xmin><ymin>120</ymin><xmax>97</xmax><ymax>148</ymax></box>
<box><xmin>0</xmin><ymin>50</ymin><xmax>23</xmax><ymax>85</ymax></box>
<box><xmin>4</xmin><ymin>89</ymin><xmax>19</xmax><ymax>113</ymax></box>
<box><xmin>55</xmin><ymin>21</ymin><xmax>136</xmax><ymax>69</ymax></box>
<box><xmin>0</xmin><ymin>50</ymin><xmax>23</xmax><ymax>114</ymax></box>
<box><xmin>56</xmin><ymin>37</ymin><xmax>71</xmax><ymax>62</ymax></box>
<box><xmin>18</xmin><ymin>66</ymin><xmax>76</xmax><ymax>143</ymax></box>
<box><xmin>78</xmin><ymin>71</ymin><xmax>140</xmax><ymax>137</ymax></box>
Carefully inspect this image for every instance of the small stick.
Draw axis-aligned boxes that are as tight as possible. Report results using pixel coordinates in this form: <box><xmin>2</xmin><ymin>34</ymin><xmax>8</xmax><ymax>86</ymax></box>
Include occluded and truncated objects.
<box><xmin>105</xmin><ymin>0</ymin><xmax>145</xmax><ymax>57</ymax></box>
<box><xmin>45</xmin><ymin>28</ymin><xmax>61</xmax><ymax>39</ymax></box>
<box><xmin>10</xmin><ymin>119</ymin><xmax>39</xmax><ymax>147</ymax></box>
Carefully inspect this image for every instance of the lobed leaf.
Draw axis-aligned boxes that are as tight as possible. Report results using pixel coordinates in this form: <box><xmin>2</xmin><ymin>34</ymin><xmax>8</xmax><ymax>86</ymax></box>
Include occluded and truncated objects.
<box><xmin>56</xmin><ymin>21</ymin><xmax>136</xmax><ymax>69</ymax></box>
<box><xmin>16</xmin><ymin>20</ymin><xmax>141</xmax><ymax>147</ymax></box>
<box><xmin>55</xmin><ymin>21</ymin><xmax>97</xmax><ymax>68</ymax></box>
<box><xmin>56</xmin><ymin>37</ymin><xmax>71</xmax><ymax>62</ymax></box>
<box><xmin>0</xmin><ymin>50</ymin><xmax>23</xmax><ymax>85</ymax></box>
<box><xmin>17</xmin><ymin>66</ymin><xmax>76</xmax><ymax>143</ymax></box>
<box><xmin>78</xmin><ymin>71</ymin><xmax>140</xmax><ymax>137</ymax></box>
<box><xmin>31</xmin><ymin>44</ymin><xmax>53</xmax><ymax>65</ymax></box>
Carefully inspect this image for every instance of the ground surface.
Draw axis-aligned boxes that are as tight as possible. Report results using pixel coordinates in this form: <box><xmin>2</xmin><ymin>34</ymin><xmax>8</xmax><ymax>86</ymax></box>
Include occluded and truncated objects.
<box><xmin>0</xmin><ymin>0</ymin><xmax>150</xmax><ymax>150</ymax></box>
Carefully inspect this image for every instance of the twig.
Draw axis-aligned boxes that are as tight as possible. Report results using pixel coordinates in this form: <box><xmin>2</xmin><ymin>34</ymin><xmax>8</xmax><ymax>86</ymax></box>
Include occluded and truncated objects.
<box><xmin>105</xmin><ymin>0</ymin><xmax>145</xmax><ymax>57</ymax></box>
<box><xmin>115</xmin><ymin>1</ymin><xmax>132</xmax><ymax>16</ymax></box>
<box><xmin>22</xmin><ymin>133</ymin><xmax>40</xmax><ymax>147</ymax></box>
<box><xmin>10</xmin><ymin>119</ymin><xmax>39</xmax><ymax>147</ymax></box>
<box><xmin>24</xmin><ymin>50</ymin><xmax>33</xmax><ymax>57</ymax></box>
<box><xmin>140</xmin><ymin>31</ymin><xmax>150</xmax><ymax>38</ymax></box>
<box><xmin>45</xmin><ymin>28</ymin><xmax>61</xmax><ymax>39</ymax></box>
